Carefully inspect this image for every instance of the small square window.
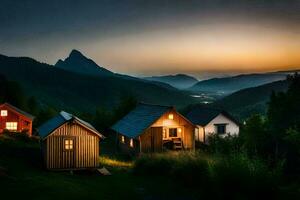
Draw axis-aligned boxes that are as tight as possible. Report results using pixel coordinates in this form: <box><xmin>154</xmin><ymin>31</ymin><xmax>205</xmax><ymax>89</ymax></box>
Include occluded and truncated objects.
<box><xmin>169</xmin><ymin>128</ymin><xmax>177</xmax><ymax>137</ymax></box>
<box><xmin>64</xmin><ymin>139</ymin><xmax>74</xmax><ymax>150</ymax></box>
<box><xmin>215</xmin><ymin>124</ymin><xmax>226</xmax><ymax>134</ymax></box>
<box><xmin>1</xmin><ymin>110</ymin><xmax>7</xmax><ymax>116</ymax></box>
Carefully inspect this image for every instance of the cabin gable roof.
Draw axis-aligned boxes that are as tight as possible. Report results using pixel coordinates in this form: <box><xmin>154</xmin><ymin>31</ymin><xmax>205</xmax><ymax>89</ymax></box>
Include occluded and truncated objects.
<box><xmin>185</xmin><ymin>107</ymin><xmax>239</xmax><ymax>126</ymax></box>
<box><xmin>0</xmin><ymin>103</ymin><xmax>35</xmax><ymax>120</ymax></box>
<box><xmin>111</xmin><ymin>103</ymin><xmax>173</xmax><ymax>138</ymax></box>
<box><xmin>38</xmin><ymin>111</ymin><xmax>104</xmax><ymax>140</ymax></box>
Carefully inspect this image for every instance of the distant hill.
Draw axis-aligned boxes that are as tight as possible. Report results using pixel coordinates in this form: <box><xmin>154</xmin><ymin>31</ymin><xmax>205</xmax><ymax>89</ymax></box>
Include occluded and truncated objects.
<box><xmin>0</xmin><ymin>54</ymin><xmax>197</xmax><ymax>113</ymax></box>
<box><xmin>189</xmin><ymin>73</ymin><xmax>287</xmax><ymax>94</ymax></box>
<box><xmin>215</xmin><ymin>80</ymin><xmax>289</xmax><ymax>119</ymax></box>
<box><xmin>144</xmin><ymin>74</ymin><xmax>198</xmax><ymax>89</ymax></box>
<box><xmin>55</xmin><ymin>49</ymin><xmax>114</xmax><ymax>77</ymax></box>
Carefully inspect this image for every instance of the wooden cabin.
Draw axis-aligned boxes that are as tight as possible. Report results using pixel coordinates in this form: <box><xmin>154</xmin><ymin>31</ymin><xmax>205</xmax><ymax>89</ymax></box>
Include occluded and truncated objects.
<box><xmin>0</xmin><ymin>103</ymin><xmax>34</xmax><ymax>136</ymax></box>
<box><xmin>112</xmin><ymin>103</ymin><xmax>195</xmax><ymax>155</ymax></box>
<box><xmin>185</xmin><ymin>107</ymin><xmax>240</xmax><ymax>143</ymax></box>
<box><xmin>38</xmin><ymin>111</ymin><xmax>104</xmax><ymax>170</ymax></box>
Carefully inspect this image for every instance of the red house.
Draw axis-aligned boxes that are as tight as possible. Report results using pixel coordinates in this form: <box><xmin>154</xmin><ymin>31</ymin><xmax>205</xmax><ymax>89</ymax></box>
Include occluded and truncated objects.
<box><xmin>0</xmin><ymin>103</ymin><xmax>34</xmax><ymax>136</ymax></box>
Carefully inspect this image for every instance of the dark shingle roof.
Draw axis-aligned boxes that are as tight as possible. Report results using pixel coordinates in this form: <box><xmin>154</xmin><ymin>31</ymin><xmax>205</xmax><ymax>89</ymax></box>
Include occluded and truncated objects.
<box><xmin>38</xmin><ymin>111</ymin><xmax>104</xmax><ymax>139</ymax></box>
<box><xmin>111</xmin><ymin>103</ymin><xmax>172</xmax><ymax>138</ymax></box>
<box><xmin>185</xmin><ymin>107</ymin><xmax>239</xmax><ymax>126</ymax></box>
<box><xmin>2</xmin><ymin>103</ymin><xmax>35</xmax><ymax>120</ymax></box>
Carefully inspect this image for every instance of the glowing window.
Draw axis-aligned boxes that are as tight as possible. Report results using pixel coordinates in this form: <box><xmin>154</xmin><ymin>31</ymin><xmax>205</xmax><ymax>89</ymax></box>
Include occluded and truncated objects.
<box><xmin>130</xmin><ymin>139</ymin><xmax>134</xmax><ymax>147</ymax></box>
<box><xmin>121</xmin><ymin>135</ymin><xmax>125</xmax><ymax>143</ymax></box>
<box><xmin>6</xmin><ymin>122</ymin><xmax>17</xmax><ymax>131</ymax></box>
<box><xmin>1</xmin><ymin>110</ymin><xmax>7</xmax><ymax>116</ymax></box>
<box><xmin>169</xmin><ymin>128</ymin><xmax>177</xmax><ymax>137</ymax></box>
<box><xmin>163</xmin><ymin>129</ymin><xmax>167</xmax><ymax>139</ymax></box>
<box><xmin>64</xmin><ymin>139</ymin><xmax>74</xmax><ymax>150</ymax></box>
<box><xmin>168</xmin><ymin>114</ymin><xmax>174</xmax><ymax>120</ymax></box>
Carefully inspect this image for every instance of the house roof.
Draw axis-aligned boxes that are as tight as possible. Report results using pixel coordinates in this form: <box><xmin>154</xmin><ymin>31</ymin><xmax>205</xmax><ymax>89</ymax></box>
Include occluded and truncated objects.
<box><xmin>0</xmin><ymin>103</ymin><xmax>35</xmax><ymax>120</ymax></box>
<box><xmin>111</xmin><ymin>103</ymin><xmax>173</xmax><ymax>138</ymax></box>
<box><xmin>38</xmin><ymin>111</ymin><xmax>104</xmax><ymax>139</ymax></box>
<box><xmin>185</xmin><ymin>107</ymin><xmax>239</xmax><ymax>126</ymax></box>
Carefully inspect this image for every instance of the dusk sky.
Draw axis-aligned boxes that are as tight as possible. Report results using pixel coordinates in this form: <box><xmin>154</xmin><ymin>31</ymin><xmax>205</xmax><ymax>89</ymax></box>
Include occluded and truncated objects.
<box><xmin>1</xmin><ymin>0</ymin><xmax>300</xmax><ymax>79</ymax></box>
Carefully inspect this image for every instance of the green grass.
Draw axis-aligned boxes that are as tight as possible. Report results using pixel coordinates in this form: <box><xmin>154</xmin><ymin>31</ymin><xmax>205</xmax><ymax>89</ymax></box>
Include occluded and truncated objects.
<box><xmin>0</xmin><ymin>134</ymin><xmax>198</xmax><ymax>200</ymax></box>
<box><xmin>1</xmin><ymin>134</ymin><xmax>300</xmax><ymax>200</ymax></box>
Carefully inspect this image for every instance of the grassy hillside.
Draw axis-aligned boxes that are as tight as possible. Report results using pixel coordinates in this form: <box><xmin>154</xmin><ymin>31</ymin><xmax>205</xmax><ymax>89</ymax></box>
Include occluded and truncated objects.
<box><xmin>0</xmin><ymin>134</ymin><xmax>197</xmax><ymax>200</ymax></box>
<box><xmin>215</xmin><ymin>80</ymin><xmax>289</xmax><ymax>119</ymax></box>
<box><xmin>0</xmin><ymin>54</ymin><xmax>197</xmax><ymax>113</ymax></box>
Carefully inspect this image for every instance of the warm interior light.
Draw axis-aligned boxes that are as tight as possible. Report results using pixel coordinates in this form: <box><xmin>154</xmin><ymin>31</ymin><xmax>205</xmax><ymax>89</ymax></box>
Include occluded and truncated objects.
<box><xmin>1</xmin><ymin>110</ymin><xmax>7</xmax><ymax>117</ymax></box>
<box><xmin>163</xmin><ymin>129</ymin><xmax>167</xmax><ymax>138</ymax></box>
<box><xmin>121</xmin><ymin>135</ymin><xmax>125</xmax><ymax>143</ymax></box>
<box><xmin>130</xmin><ymin>139</ymin><xmax>134</xmax><ymax>147</ymax></box>
<box><xmin>6</xmin><ymin>122</ymin><xmax>17</xmax><ymax>130</ymax></box>
<box><xmin>178</xmin><ymin>128</ymin><xmax>182</xmax><ymax>133</ymax></box>
<box><xmin>64</xmin><ymin>139</ymin><xmax>73</xmax><ymax>150</ymax></box>
<box><xmin>168</xmin><ymin>114</ymin><xmax>174</xmax><ymax>120</ymax></box>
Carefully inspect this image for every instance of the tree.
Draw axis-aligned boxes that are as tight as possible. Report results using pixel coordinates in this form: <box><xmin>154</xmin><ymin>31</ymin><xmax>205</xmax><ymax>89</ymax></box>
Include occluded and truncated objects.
<box><xmin>241</xmin><ymin>114</ymin><xmax>268</xmax><ymax>157</ymax></box>
<box><xmin>113</xmin><ymin>95</ymin><xmax>137</xmax><ymax>122</ymax></box>
<box><xmin>267</xmin><ymin>73</ymin><xmax>300</xmax><ymax>159</ymax></box>
<box><xmin>93</xmin><ymin>107</ymin><xmax>113</xmax><ymax>133</ymax></box>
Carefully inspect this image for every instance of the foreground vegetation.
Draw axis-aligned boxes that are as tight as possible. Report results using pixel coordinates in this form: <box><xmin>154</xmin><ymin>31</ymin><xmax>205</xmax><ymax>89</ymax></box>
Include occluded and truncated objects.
<box><xmin>1</xmin><ymin>133</ymin><xmax>300</xmax><ymax>200</ymax></box>
<box><xmin>0</xmin><ymin>134</ymin><xmax>201</xmax><ymax>200</ymax></box>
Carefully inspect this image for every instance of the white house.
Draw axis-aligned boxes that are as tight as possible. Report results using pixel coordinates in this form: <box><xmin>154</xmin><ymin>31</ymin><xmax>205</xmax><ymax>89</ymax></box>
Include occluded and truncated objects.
<box><xmin>185</xmin><ymin>107</ymin><xmax>240</xmax><ymax>143</ymax></box>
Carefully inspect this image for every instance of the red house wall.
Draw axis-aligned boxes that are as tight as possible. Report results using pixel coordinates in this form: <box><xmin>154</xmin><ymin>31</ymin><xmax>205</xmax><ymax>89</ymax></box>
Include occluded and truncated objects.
<box><xmin>0</xmin><ymin>104</ymin><xmax>33</xmax><ymax>136</ymax></box>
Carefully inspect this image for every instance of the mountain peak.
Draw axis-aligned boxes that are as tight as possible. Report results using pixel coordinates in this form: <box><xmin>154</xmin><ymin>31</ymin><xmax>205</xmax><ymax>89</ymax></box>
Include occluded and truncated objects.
<box><xmin>69</xmin><ymin>49</ymin><xmax>84</xmax><ymax>58</ymax></box>
<box><xmin>55</xmin><ymin>49</ymin><xmax>114</xmax><ymax>77</ymax></box>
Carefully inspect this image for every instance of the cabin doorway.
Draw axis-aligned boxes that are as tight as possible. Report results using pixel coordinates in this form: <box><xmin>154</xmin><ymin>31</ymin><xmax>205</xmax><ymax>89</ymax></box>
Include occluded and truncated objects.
<box><xmin>141</xmin><ymin>127</ymin><xmax>163</xmax><ymax>153</ymax></box>
<box><xmin>162</xmin><ymin>126</ymin><xmax>184</xmax><ymax>150</ymax></box>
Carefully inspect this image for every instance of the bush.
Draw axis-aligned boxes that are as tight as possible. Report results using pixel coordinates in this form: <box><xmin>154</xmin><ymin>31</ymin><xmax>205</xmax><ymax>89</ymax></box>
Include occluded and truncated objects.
<box><xmin>133</xmin><ymin>151</ymin><xmax>283</xmax><ymax>199</ymax></box>
<box><xmin>0</xmin><ymin>131</ymin><xmax>39</xmax><ymax>144</ymax></box>
<box><xmin>210</xmin><ymin>153</ymin><xmax>283</xmax><ymax>199</ymax></box>
<box><xmin>207</xmin><ymin>134</ymin><xmax>243</xmax><ymax>154</ymax></box>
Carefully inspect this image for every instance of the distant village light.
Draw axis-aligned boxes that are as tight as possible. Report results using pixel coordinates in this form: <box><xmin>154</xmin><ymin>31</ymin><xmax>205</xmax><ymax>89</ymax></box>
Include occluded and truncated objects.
<box><xmin>168</xmin><ymin>114</ymin><xmax>174</xmax><ymax>120</ymax></box>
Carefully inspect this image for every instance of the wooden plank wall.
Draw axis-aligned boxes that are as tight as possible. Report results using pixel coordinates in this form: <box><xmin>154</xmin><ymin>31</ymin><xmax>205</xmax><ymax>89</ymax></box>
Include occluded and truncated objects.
<box><xmin>140</xmin><ymin>127</ymin><xmax>163</xmax><ymax>153</ymax></box>
<box><xmin>45</xmin><ymin>122</ymin><xmax>100</xmax><ymax>170</ymax></box>
<box><xmin>151</xmin><ymin>109</ymin><xmax>195</xmax><ymax>150</ymax></box>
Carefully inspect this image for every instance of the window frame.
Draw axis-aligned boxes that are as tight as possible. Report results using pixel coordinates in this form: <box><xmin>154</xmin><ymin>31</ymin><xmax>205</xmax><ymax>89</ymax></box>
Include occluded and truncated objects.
<box><xmin>5</xmin><ymin>122</ymin><xmax>18</xmax><ymax>131</ymax></box>
<box><xmin>1</xmin><ymin>110</ymin><xmax>8</xmax><ymax>117</ymax></box>
<box><xmin>129</xmin><ymin>138</ymin><xmax>134</xmax><ymax>148</ymax></box>
<box><xmin>168</xmin><ymin>128</ymin><xmax>178</xmax><ymax>138</ymax></box>
<box><xmin>64</xmin><ymin>138</ymin><xmax>74</xmax><ymax>151</ymax></box>
<box><xmin>214</xmin><ymin>124</ymin><xmax>227</xmax><ymax>135</ymax></box>
<box><xmin>121</xmin><ymin>135</ymin><xmax>125</xmax><ymax>143</ymax></box>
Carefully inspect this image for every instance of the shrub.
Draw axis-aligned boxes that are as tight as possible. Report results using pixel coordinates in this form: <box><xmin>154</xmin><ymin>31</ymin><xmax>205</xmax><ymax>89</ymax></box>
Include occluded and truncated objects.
<box><xmin>133</xmin><ymin>151</ymin><xmax>283</xmax><ymax>199</ymax></box>
<box><xmin>211</xmin><ymin>153</ymin><xmax>283</xmax><ymax>199</ymax></box>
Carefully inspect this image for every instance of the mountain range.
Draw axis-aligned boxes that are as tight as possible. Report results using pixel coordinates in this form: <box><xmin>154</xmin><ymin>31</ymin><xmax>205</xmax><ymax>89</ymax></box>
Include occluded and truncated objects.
<box><xmin>0</xmin><ymin>49</ymin><xmax>296</xmax><ymax>119</ymax></box>
<box><xmin>143</xmin><ymin>74</ymin><xmax>198</xmax><ymax>89</ymax></box>
<box><xmin>188</xmin><ymin>73</ymin><xmax>288</xmax><ymax>94</ymax></box>
<box><xmin>0</xmin><ymin>51</ymin><xmax>197</xmax><ymax>113</ymax></box>
<box><xmin>215</xmin><ymin>79</ymin><xmax>289</xmax><ymax>119</ymax></box>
